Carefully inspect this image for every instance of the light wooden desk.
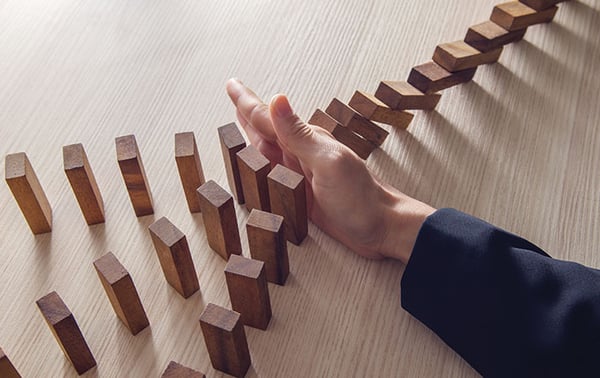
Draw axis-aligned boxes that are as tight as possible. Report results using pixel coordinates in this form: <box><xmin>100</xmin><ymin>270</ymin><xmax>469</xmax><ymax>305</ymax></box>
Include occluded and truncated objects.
<box><xmin>1</xmin><ymin>0</ymin><xmax>598</xmax><ymax>376</ymax></box>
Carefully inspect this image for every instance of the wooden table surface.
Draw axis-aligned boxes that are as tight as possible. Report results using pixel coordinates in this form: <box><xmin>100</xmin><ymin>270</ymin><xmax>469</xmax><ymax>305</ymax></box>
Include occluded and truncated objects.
<box><xmin>1</xmin><ymin>0</ymin><xmax>599</xmax><ymax>376</ymax></box>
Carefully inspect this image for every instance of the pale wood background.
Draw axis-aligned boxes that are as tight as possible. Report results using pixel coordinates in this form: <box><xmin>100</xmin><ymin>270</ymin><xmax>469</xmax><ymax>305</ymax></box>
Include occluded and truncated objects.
<box><xmin>1</xmin><ymin>0</ymin><xmax>598</xmax><ymax>376</ymax></box>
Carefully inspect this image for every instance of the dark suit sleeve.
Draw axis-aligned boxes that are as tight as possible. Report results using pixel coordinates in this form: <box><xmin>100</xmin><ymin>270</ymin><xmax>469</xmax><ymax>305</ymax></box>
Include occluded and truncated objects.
<box><xmin>401</xmin><ymin>208</ymin><xmax>600</xmax><ymax>377</ymax></box>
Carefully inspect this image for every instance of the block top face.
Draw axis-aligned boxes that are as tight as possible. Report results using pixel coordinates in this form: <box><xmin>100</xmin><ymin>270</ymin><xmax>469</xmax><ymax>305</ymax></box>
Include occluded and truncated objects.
<box><xmin>197</xmin><ymin>180</ymin><xmax>232</xmax><ymax>208</ymax></box>
<box><xmin>162</xmin><ymin>361</ymin><xmax>205</xmax><ymax>378</ymax></box>
<box><xmin>200</xmin><ymin>303</ymin><xmax>240</xmax><ymax>332</ymax></box>
<box><xmin>413</xmin><ymin>61</ymin><xmax>452</xmax><ymax>81</ymax></box>
<box><xmin>236</xmin><ymin>145</ymin><xmax>269</xmax><ymax>171</ymax></box>
<box><xmin>225</xmin><ymin>254</ymin><xmax>264</xmax><ymax>279</ymax></box>
<box><xmin>326</xmin><ymin>98</ymin><xmax>355</xmax><ymax>124</ymax></box>
<box><xmin>354</xmin><ymin>90</ymin><xmax>388</xmax><ymax>107</ymax></box>
<box><xmin>36</xmin><ymin>291</ymin><xmax>71</xmax><ymax>323</ymax></box>
<box><xmin>267</xmin><ymin>164</ymin><xmax>304</xmax><ymax>189</ymax></box>
<box><xmin>496</xmin><ymin>1</ymin><xmax>536</xmax><ymax>16</ymax></box>
<box><xmin>93</xmin><ymin>252</ymin><xmax>128</xmax><ymax>284</ymax></box>
<box><xmin>381</xmin><ymin>81</ymin><xmax>424</xmax><ymax>96</ymax></box>
<box><xmin>5</xmin><ymin>152</ymin><xmax>28</xmax><ymax>179</ymax></box>
<box><xmin>308</xmin><ymin>109</ymin><xmax>339</xmax><ymax>132</ymax></box>
<box><xmin>115</xmin><ymin>135</ymin><xmax>139</xmax><ymax>161</ymax></box>
<box><xmin>218</xmin><ymin>123</ymin><xmax>245</xmax><ymax>149</ymax></box>
<box><xmin>470</xmin><ymin>20</ymin><xmax>510</xmax><ymax>39</ymax></box>
<box><xmin>438</xmin><ymin>41</ymin><xmax>480</xmax><ymax>58</ymax></box>
<box><xmin>174</xmin><ymin>132</ymin><xmax>196</xmax><ymax>157</ymax></box>
<box><xmin>149</xmin><ymin>217</ymin><xmax>185</xmax><ymax>246</ymax></box>
<box><xmin>247</xmin><ymin>209</ymin><xmax>284</xmax><ymax>232</ymax></box>
<box><xmin>62</xmin><ymin>143</ymin><xmax>86</xmax><ymax>170</ymax></box>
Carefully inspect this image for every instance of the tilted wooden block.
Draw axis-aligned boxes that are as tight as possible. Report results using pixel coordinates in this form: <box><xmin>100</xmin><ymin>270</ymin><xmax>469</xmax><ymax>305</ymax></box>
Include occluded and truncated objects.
<box><xmin>433</xmin><ymin>41</ymin><xmax>502</xmax><ymax>72</ymax></box>
<box><xmin>148</xmin><ymin>217</ymin><xmax>200</xmax><ymax>298</ymax></box>
<box><xmin>325</xmin><ymin>98</ymin><xmax>389</xmax><ymax>146</ymax></box>
<box><xmin>199</xmin><ymin>303</ymin><xmax>251</xmax><ymax>378</ymax></box>
<box><xmin>175</xmin><ymin>132</ymin><xmax>206</xmax><ymax>213</ymax></box>
<box><xmin>375</xmin><ymin>81</ymin><xmax>441</xmax><ymax>110</ymax></box>
<box><xmin>0</xmin><ymin>347</ymin><xmax>21</xmax><ymax>378</ymax></box>
<box><xmin>63</xmin><ymin>144</ymin><xmax>105</xmax><ymax>225</ymax></box>
<box><xmin>246</xmin><ymin>209</ymin><xmax>289</xmax><ymax>285</ymax></box>
<box><xmin>519</xmin><ymin>0</ymin><xmax>568</xmax><ymax>11</ymax></box>
<box><xmin>407</xmin><ymin>62</ymin><xmax>477</xmax><ymax>94</ymax></box>
<box><xmin>236</xmin><ymin>145</ymin><xmax>271</xmax><ymax>212</ymax></box>
<box><xmin>308</xmin><ymin>109</ymin><xmax>375</xmax><ymax>160</ymax></box>
<box><xmin>218</xmin><ymin>123</ymin><xmax>246</xmax><ymax>204</ymax></box>
<box><xmin>93</xmin><ymin>252</ymin><xmax>149</xmax><ymax>334</ymax></box>
<box><xmin>465</xmin><ymin>21</ymin><xmax>527</xmax><ymax>52</ymax></box>
<box><xmin>490</xmin><ymin>2</ymin><xmax>558</xmax><ymax>31</ymax></box>
<box><xmin>267</xmin><ymin>164</ymin><xmax>307</xmax><ymax>246</ymax></box>
<box><xmin>115</xmin><ymin>135</ymin><xmax>154</xmax><ymax>217</ymax></box>
<box><xmin>161</xmin><ymin>361</ymin><xmax>205</xmax><ymax>378</ymax></box>
<box><xmin>348</xmin><ymin>91</ymin><xmax>414</xmax><ymax>129</ymax></box>
<box><xmin>225</xmin><ymin>255</ymin><xmax>272</xmax><ymax>330</ymax></box>
<box><xmin>197</xmin><ymin>180</ymin><xmax>242</xmax><ymax>260</ymax></box>
<box><xmin>36</xmin><ymin>292</ymin><xmax>96</xmax><ymax>375</ymax></box>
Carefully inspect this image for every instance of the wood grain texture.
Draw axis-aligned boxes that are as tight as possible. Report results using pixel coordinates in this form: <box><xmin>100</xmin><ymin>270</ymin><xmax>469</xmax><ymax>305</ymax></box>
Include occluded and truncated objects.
<box><xmin>433</xmin><ymin>41</ymin><xmax>503</xmax><ymax>72</ymax></box>
<box><xmin>218</xmin><ymin>123</ymin><xmax>247</xmax><ymax>204</ymax></box>
<box><xmin>325</xmin><ymin>98</ymin><xmax>389</xmax><ymax>146</ymax></box>
<box><xmin>519</xmin><ymin>0</ymin><xmax>569</xmax><ymax>11</ymax></box>
<box><xmin>407</xmin><ymin>62</ymin><xmax>477</xmax><ymax>94</ymax></box>
<box><xmin>175</xmin><ymin>132</ymin><xmax>206</xmax><ymax>213</ymax></box>
<box><xmin>236</xmin><ymin>145</ymin><xmax>271</xmax><ymax>212</ymax></box>
<box><xmin>246</xmin><ymin>209</ymin><xmax>289</xmax><ymax>285</ymax></box>
<box><xmin>465</xmin><ymin>21</ymin><xmax>527</xmax><ymax>52</ymax></box>
<box><xmin>115</xmin><ymin>135</ymin><xmax>154</xmax><ymax>217</ymax></box>
<box><xmin>491</xmin><ymin>2</ymin><xmax>558</xmax><ymax>31</ymax></box>
<box><xmin>161</xmin><ymin>361</ymin><xmax>205</xmax><ymax>378</ymax></box>
<box><xmin>375</xmin><ymin>81</ymin><xmax>442</xmax><ymax>110</ymax></box>
<box><xmin>349</xmin><ymin>91</ymin><xmax>415</xmax><ymax>129</ymax></box>
<box><xmin>0</xmin><ymin>347</ymin><xmax>21</xmax><ymax>378</ymax></box>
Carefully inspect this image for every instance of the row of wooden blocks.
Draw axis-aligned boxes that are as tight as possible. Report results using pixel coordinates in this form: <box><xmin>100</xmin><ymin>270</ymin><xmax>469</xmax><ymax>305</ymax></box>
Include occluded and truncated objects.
<box><xmin>308</xmin><ymin>0</ymin><xmax>568</xmax><ymax>159</ymax></box>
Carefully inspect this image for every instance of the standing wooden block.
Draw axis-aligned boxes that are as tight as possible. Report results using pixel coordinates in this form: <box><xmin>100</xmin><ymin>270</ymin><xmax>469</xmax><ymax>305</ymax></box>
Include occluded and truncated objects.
<box><xmin>519</xmin><ymin>0</ymin><xmax>568</xmax><ymax>11</ymax></box>
<box><xmin>36</xmin><ymin>292</ymin><xmax>96</xmax><ymax>375</ymax></box>
<box><xmin>246</xmin><ymin>209</ymin><xmax>289</xmax><ymax>285</ymax></box>
<box><xmin>197</xmin><ymin>180</ymin><xmax>242</xmax><ymax>260</ymax></box>
<box><xmin>199</xmin><ymin>303</ymin><xmax>251</xmax><ymax>378</ymax></box>
<box><xmin>93</xmin><ymin>252</ymin><xmax>149</xmax><ymax>335</ymax></box>
<box><xmin>236</xmin><ymin>145</ymin><xmax>270</xmax><ymax>212</ymax></box>
<box><xmin>407</xmin><ymin>62</ymin><xmax>477</xmax><ymax>94</ymax></box>
<box><xmin>148</xmin><ymin>217</ymin><xmax>200</xmax><ymax>298</ymax></box>
<box><xmin>0</xmin><ymin>347</ymin><xmax>21</xmax><ymax>378</ymax></box>
<box><xmin>465</xmin><ymin>21</ymin><xmax>527</xmax><ymax>52</ymax></box>
<box><xmin>225</xmin><ymin>254</ymin><xmax>272</xmax><ymax>330</ymax></box>
<box><xmin>63</xmin><ymin>144</ymin><xmax>105</xmax><ymax>225</ymax></box>
<box><xmin>433</xmin><ymin>41</ymin><xmax>502</xmax><ymax>72</ymax></box>
<box><xmin>375</xmin><ymin>81</ymin><xmax>441</xmax><ymax>110</ymax></box>
<box><xmin>161</xmin><ymin>361</ymin><xmax>205</xmax><ymax>378</ymax></box>
<box><xmin>490</xmin><ymin>2</ymin><xmax>558</xmax><ymax>31</ymax></box>
<box><xmin>5</xmin><ymin>153</ymin><xmax>52</xmax><ymax>234</ymax></box>
<box><xmin>175</xmin><ymin>132</ymin><xmax>206</xmax><ymax>213</ymax></box>
<box><xmin>325</xmin><ymin>98</ymin><xmax>389</xmax><ymax>146</ymax></box>
<box><xmin>267</xmin><ymin>164</ymin><xmax>307</xmax><ymax>246</ymax></box>
<box><xmin>115</xmin><ymin>135</ymin><xmax>154</xmax><ymax>217</ymax></box>
<box><xmin>218</xmin><ymin>123</ymin><xmax>246</xmax><ymax>204</ymax></box>
<box><xmin>348</xmin><ymin>91</ymin><xmax>414</xmax><ymax>129</ymax></box>
<box><xmin>308</xmin><ymin>109</ymin><xmax>375</xmax><ymax>160</ymax></box>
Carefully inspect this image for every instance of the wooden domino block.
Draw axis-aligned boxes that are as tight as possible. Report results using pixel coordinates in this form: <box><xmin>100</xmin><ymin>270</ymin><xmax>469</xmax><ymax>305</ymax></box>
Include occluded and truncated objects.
<box><xmin>236</xmin><ymin>145</ymin><xmax>270</xmax><ymax>212</ymax></box>
<box><xmin>407</xmin><ymin>62</ymin><xmax>477</xmax><ymax>94</ymax></box>
<box><xmin>246</xmin><ymin>209</ymin><xmax>289</xmax><ymax>285</ymax></box>
<box><xmin>148</xmin><ymin>217</ymin><xmax>200</xmax><ymax>298</ymax></box>
<box><xmin>115</xmin><ymin>135</ymin><xmax>154</xmax><ymax>217</ymax></box>
<box><xmin>63</xmin><ymin>144</ymin><xmax>105</xmax><ymax>225</ymax></box>
<box><xmin>375</xmin><ymin>81</ymin><xmax>441</xmax><ymax>110</ymax></box>
<box><xmin>196</xmin><ymin>180</ymin><xmax>242</xmax><ymax>260</ymax></box>
<box><xmin>348</xmin><ymin>91</ymin><xmax>414</xmax><ymax>129</ymax></box>
<box><xmin>5</xmin><ymin>153</ymin><xmax>52</xmax><ymax>234</ymax></box>
<box><xmin>433</xmin><ymin>41</ymin><xmax>503</xmax><ymax>72</ymax></box>
<box><xmin>175</xmin><ymin>132</ymin><xmax>206</xmax><ymax>213</ymax></box>
<box><xmin>267</xmin><ymin>164</ymin><xmax>307</xmax><ymax>245</ymax></box>
<box><xmin>519</xmin><ymin>0</ymin><xmax>567</xmax><ymax>11</ymax></box>
<box><xmin>308</xmin><ymin>109</ymin><xmax>375</xmax><ymax>160</ymax></box>
<box><xmin>325</xmin><ymin>98</ymin><xmax>389</xmax><ymax>146</ymax></box>
<box><xmin>465</xmin><ymin>21</ymin><xmax>527</xmax><ymax>52</ymax></box>
<box><xmin>199</xmin><ymin>303</ymin><xmax>251</xmax><ymax>378</ymax></box>
<box><xmin>36</xmin><ymin>292</ymin><xmax>96</xmax><ymax>375</ymax></box>
<box><xmin>225</xmin><ymin>254</ymin><xmax>272</xmax><ymax>330</ymax></box>
<box><xmin>93</xmin><ymin>252</ymin><xmax>149</xmax><ymax>335</ymax></box>
<box><xmin>161</xmin><ymin>361</ymin><xmax>205</xmax><ymax>378</ymax></box>
<box><xmin>0</xmin><ymin>347</ymin><xmax>21</xmax><ymax>378</ymax></box>
<box><xmin>490</xmin><ymin>2</ymin><xmax>558</xmax><ymax>31</ymax></box>
<box><xmin>218</xmin><ymin>123</ymin><xmax>246</xmax><ymax>204</ymax></box>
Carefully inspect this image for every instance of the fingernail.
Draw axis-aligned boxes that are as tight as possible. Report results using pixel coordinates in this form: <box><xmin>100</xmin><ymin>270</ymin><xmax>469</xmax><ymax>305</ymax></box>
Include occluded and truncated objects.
<box><xmin>273</xmin><ymin>95</ymin><xmax>293</xmax><ymax>118</ymax></box>
<box><xmin>227</xmin><ymin>78</ymin><xmax>243</xmax><ymax>93</ymax></box>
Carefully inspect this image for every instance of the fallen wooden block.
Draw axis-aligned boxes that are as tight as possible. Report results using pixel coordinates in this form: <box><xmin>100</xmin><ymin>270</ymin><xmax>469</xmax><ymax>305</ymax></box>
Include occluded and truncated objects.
<box><xmin>236</xmin><ymin>145</ymin><xmax>271</xmax><ymax>212</ymax></box>
<box><xmin>465</xmin><ymin>21</ymin><xmax>527</xmax><ymax>52</ymax></box>
<box><xmin>197</xmin><ymin>180</ymin><xmax>242</xmax><ymax>260</ymax></box>
<box><xmin>5</xmin><ymin>152</ymin><xmax>52</xmax><ymax>234</ymax></box>
<box><xmin>148</xmin><ymin>217</ymin><xmax>200</xmax><ymax>298</ymax></box>
<box><xmin>348</xmin><ymin>91</ymin><xmax>414</xmax><ymax>129</ymax></box>
<box><xmin>0</xmin><ymin>347</ymin><xmax>21</xmax><ymax>378</ymax></box>
<box><xmin>375</xmin><ymin>81</ymin><xmax>441</xmax><ymax>110</ymax></box>
<box><xmin>491</xmin><ymin>2</ymin><xmax>558</xmax><ymax>31</ymax></box>
<box><xmin>407</xmin><ymin>62</ymin><xmax>477</xmax><ymax>94</ymax></box>
<box><xmin>519</xmin><ymin>0</ymin><xmax>568</xmax><ymax>11</ymax></box>
<box><xmin>246</xmin><ymin>209</ymin><xmax>289</xmax><ymax>285</ymax></box>
<box><xmin>267</xmin><ymin>164</ymin><xmax>307</xmax><ymax>245</ymax></box>
<box><xmin>325</xmin><ymin>98</ymin><xmax>389</xmax><ymax>146</ymax></box>
<box><xmin>175</xmin><ymin>132</ymin><xmax>206</xmax><ymax>213</ymax></box>
<box><xmin>218</xmin><ymin>123</ymin><xmax>246</xmax><ymax>204</ymax></box>
<box><xmin>36</xmin><ymin>292</ymin><xmax>96</xmax><ymax>375</ymax></box>
<box><xmin>199</xmin><ymin>303</ymin><xmax>251</xmax><ymax>378</ymax></box>
<box><xmin>433</xmin><ymin>41</ymin><xmax>502</xmax><ymax>72</ymax></box>
<box><xmin>161</xmin><ymin>361</ymin><xmax>205</xmax><ymax>378</ymax></box>
<box><xmin>93</xmin><ymin>252</ymin><xmax>149</xmax><ymax>335</ymax></box>
<box><xmin>225</xmin><ymin>254</ymin><xmax>272</xmax><ymax>330</ymax></box>
<box><xmin>115</xmin><ymin>135</ymin><xmax>154</xmax><ymax>217</ymax></box>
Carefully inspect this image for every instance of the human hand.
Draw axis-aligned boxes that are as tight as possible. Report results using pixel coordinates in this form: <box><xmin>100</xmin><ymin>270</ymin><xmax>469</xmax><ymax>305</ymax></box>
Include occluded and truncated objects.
<box><xmin>225</xmin><ymin>79</ymin><xmax>435</xmax><ymax>263</ymax></box>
